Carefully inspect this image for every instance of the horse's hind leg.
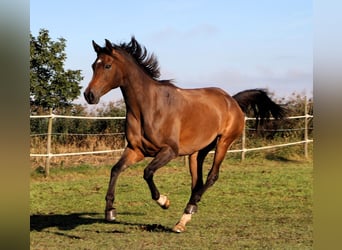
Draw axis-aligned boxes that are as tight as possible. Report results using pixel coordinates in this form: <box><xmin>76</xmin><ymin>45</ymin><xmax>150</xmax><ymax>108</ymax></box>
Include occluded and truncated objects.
<box><xmin>173</xmin><ymin>136</ymin><xmax>236</xmax><ymax>233</ymax></box>
<box><xmin>105</xmin><ymin>147</ymin><xmax>144</xmax><ymax>221</ymax></box>
<box><xmin>173</xmin><ymin>142</ymin><xmax>215</xmax><ymax>233</ymax></box>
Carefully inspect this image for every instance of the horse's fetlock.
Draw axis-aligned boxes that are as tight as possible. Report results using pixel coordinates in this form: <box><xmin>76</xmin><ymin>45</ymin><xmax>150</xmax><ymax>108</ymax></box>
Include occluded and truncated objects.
<box><xmin>184</xmin><ymin>204</ymin><xmax>198</xmax><ymax>214</ymax></box>
<box><xmin>207</xmin><ymin>174</ymin><xmax>219</xmax><ymax>186</ymax></box>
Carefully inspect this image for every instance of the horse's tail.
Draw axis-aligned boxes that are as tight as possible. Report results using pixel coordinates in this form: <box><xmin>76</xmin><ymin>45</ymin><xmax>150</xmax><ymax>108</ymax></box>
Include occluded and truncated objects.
<box><xmin>232</xmin><ymin>89</ymin><xmax>286</xmax><ymax>129</ymax></box>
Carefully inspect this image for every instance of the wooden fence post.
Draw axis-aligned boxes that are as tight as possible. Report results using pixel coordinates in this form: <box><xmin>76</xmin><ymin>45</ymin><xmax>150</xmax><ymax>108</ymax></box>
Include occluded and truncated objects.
<box><xmin>184</xmin><ymin>155</ymin><xmax>189</xmax><ymax>168</ymax></box>
<box><xmin>45</xmin><ymin>108</ymin><xmax>53</xmax><ymax>177</ymax></box>
<box><xmin>304</xmin><ymin>97</ymin><xmax>309</xmax><ymax>159</ymax></box>
<box><xmin>241</xmin><ymin>117</ymin><xmax>246</xmax><ymax>161</ymax></box>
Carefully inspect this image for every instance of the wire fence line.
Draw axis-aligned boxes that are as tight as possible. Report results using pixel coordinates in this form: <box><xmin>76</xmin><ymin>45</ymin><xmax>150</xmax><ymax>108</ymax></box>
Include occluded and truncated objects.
<box><xmin>30</xmin><ymin>114</ymin><xmax>313</xmax><ymax>176</ymax></box>
<box><xmin>30</xmin><ymin>105</ymin><xmax>313</xmax><ymax>176</ymax></box>
<box><xmin>30</xmin><ymin>114</ymin><xmax>126</xmax><ymax>120</ymax></box>
<box><xmin>30</xmin><ymin>132</ymin><xmax>125</xmax><ymax>137</ymax></box>
<box><xmin>30</xmin><ymin>114</ymin><xmax>313</xmax><ymax>158</ymax></box>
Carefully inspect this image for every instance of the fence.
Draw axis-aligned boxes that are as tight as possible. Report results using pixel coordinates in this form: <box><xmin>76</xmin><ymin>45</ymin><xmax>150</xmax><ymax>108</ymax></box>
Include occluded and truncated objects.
<box><xmin>30</xmin><ymin>102</ymin><xmax>313</xmax><ymax>177</ymax></box>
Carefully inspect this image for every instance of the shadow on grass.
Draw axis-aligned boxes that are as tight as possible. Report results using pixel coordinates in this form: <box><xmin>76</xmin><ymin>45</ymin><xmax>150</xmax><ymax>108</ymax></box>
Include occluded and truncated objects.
<box><xmin>265</xmin><ymin>154</ymin><xmax>303</xmax><ymax>163</ymax></box>
<box><xmin>30</xmin><ymin>212</ymin><xmax>173</xmax><ymax>233</ymax></box>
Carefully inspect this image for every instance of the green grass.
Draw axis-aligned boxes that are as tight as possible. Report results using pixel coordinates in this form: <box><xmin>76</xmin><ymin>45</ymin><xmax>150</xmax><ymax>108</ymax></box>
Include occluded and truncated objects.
<box><xmin>30</xmin><ymin>156</ymin><xmax>313</xmax><ymax>249</ymax></box>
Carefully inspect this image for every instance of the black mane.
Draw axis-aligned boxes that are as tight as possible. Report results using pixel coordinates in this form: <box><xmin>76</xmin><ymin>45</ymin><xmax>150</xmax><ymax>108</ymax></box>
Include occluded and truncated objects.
<box><xmin>113</xmin><ymin>37</ymin><xmax>161</xmax><ymax>80</ymax></box>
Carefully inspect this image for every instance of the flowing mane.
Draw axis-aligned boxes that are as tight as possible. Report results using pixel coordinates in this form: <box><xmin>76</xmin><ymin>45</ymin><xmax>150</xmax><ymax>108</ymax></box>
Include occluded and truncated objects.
<box><xmin>112</xmin><ymin>36</ymin><xmax>161</xmax><ymax>80</ymax></box>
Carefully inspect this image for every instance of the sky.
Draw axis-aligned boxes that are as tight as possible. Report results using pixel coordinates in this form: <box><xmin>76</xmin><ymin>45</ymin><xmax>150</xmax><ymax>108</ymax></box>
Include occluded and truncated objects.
<box><xmin>30</xmin><ymin>0</ymin><xmax>312</xmax><ymax>105</ymax></box>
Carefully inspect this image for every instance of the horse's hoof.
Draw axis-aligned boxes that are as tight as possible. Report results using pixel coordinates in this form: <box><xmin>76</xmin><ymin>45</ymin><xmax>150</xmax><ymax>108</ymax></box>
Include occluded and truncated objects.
<box><xmin>172</xmin><ymin>223</ymin><xmax>186</xmax><ymax>233</ymax></box>
<box><xmin>105</xmin><ymin>209</ymin><xmax>116</xmax><ymax>221</ymax></box>
<box><xmin>156</xmin><ymin>195</ymin><xmax>170</xmax><ymax>209</ymax></box>
<box><xmin>161</xmin><ymin>198</ymin><xmax>170</xmax><ymax>209</ymax></box>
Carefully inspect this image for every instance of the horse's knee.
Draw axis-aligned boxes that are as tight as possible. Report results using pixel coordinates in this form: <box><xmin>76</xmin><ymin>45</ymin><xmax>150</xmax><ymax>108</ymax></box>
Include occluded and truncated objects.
<box><xmin>143</xmin><ymin>167</ymin><xmax>154</xmax><ymax>181</ymax></box>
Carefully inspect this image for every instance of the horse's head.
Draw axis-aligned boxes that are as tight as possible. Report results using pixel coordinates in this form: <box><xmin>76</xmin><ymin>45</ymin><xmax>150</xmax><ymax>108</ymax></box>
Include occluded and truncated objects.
<box><xmin>84</xmin><ymin>39</ymin><xmax>125</xmax><ymax>104</ymax></box>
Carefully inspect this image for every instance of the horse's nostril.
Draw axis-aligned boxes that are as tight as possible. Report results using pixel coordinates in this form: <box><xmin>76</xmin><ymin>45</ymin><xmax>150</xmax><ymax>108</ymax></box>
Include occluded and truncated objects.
<box><xmin>84</xmin><ymin>90</ymin><xmax>95</xmax><ymax>104</ymax></box>
<box><xmin>89</xmin><ymin>91</ymin><xmax>95</xmax><ymax>103</ymax></box>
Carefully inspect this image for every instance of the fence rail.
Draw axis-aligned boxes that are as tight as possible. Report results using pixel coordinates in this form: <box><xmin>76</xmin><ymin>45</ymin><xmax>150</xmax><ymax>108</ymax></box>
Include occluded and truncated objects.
<box><xmin>30</xmin><ymin>104</ymin><xmax>313</xmax><ymax>176</ymax></box>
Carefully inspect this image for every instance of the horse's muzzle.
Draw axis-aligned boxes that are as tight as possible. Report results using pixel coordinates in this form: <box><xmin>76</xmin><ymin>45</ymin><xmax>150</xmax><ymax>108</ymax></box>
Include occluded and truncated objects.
<box><xmin>84</xmin><ymin>89</ymin><xmax>99</xmax><ymax>104</ymax></box>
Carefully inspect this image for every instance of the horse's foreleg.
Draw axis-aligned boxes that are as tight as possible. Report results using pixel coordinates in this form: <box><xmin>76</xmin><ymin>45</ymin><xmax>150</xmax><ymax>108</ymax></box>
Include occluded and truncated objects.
<box><xmin>143</xmin><ymin>146</ymin><xmax>176</xmax><ymax>209</ymax></box>
<box><xmin>105</xmin><ymin>147</ymin><xmax>144</xmax><ymax>221</ymax></box>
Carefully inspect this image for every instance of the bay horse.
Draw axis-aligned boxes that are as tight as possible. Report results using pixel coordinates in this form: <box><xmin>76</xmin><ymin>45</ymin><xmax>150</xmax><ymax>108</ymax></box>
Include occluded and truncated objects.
<box><xmin>84</xmin><ymin>37</ymin><xmax>285</xmax><ymax>233</ymax></box>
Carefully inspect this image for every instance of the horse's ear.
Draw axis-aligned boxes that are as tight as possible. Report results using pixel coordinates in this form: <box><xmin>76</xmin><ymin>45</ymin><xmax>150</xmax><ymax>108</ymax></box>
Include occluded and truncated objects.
<box><xmin>105</xmin><ymin>39</ymin><xmax>113</xmax><ymax>51</ymax></box>
<box><xmin>130</xmin><ymin>36</ymin><xmax>137</xmax><ymax>45</ymax></box>
<box><xmin>92</xmin><ymin>40</ymin><xmax>101</xmax><ymax>53</ymax></box>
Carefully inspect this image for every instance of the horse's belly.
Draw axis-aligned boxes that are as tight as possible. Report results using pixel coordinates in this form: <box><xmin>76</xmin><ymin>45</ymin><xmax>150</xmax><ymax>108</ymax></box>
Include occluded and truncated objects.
<box><xmin>178</xmin><ymin>128</ymin><xmax>218</xmax><ymax>155</ymax></box>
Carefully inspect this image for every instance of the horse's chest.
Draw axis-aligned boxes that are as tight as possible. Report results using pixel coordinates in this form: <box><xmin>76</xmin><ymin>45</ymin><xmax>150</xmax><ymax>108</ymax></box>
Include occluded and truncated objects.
<box><xmin>126</xmin><ymin>126</ymin><xmax>161</xmax><ymax>156</ymax></box>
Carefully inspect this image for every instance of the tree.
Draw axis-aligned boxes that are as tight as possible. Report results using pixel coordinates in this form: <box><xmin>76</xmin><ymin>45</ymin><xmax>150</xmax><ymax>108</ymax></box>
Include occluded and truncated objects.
<box><xmin>30</xmin><ymin>29</ymin><xmax>83</xmax><ymax>112</ymax></box>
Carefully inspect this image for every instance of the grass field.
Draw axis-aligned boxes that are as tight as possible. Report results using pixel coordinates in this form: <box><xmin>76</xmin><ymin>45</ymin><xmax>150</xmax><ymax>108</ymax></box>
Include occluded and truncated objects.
<box><xmin>30</xmin><ymin>154</ymin><xmax>313</xmax><ymax>249</ymax></box>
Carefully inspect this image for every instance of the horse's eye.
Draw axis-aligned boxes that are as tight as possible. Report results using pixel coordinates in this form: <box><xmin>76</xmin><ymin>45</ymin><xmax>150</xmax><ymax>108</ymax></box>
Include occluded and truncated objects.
<box><xmin>104</xmin><ymin>64</ymin><xmax>111</xmax><ymax>69</ymax></box>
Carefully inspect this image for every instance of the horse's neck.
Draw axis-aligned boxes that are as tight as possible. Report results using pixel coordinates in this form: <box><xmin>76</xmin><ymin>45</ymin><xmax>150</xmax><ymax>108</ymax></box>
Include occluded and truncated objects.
<box><xmin>120</xmin><ymin>73</ymin><xmax>156</xmax><ymax>118</ymax></box>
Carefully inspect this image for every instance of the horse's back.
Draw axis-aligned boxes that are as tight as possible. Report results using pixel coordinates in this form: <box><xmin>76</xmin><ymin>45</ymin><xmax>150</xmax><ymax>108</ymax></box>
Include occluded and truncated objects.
<box><xmin>175</xmin><ymin>87</ymin><xmax>244</xmax><ymax>154</ymax></box>
<box><xmin>179</xmin><ymin>87</ymin><xmax>243</xmax><ymax>123</ymax></box>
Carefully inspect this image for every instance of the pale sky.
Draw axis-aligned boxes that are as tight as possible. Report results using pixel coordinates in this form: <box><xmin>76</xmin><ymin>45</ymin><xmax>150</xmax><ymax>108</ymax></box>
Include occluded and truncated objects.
<box><xmin>30</xmin><ymin>0</ymin><xmax>312</xmax><ymax>104</ymax></box>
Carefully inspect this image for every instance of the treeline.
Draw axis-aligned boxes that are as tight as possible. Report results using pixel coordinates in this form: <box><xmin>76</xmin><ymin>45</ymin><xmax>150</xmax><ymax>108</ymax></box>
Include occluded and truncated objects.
<box><xmin>31</xmin><ymin>100</ymin><xmax>125</xmax><ymax>136</ymax></box>
<box><xmin>30</xmin><ymin>100</ymin><xmax>127</xmax><ymax>153</ymax></box>
<box><xmin>30</xmin><ymin>92</ymin><xmax>313</xmax><ymax>167</ymax></box>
